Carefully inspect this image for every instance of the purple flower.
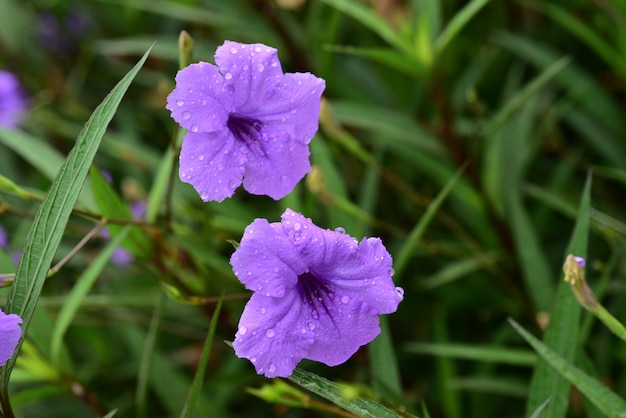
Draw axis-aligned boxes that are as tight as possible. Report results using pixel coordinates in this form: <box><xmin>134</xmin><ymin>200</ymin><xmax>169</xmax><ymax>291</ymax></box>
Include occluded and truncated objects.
<box><xmin>0</xmin><ymin>308</ymin><xmax>22</xmax><ymax>366</ymax></box>
<box><xmin>0</xmin><ymin>71</ymin><xmax>26</xmax><ymax>129</ymax></box>
<box><xmin>230</xmin><ymin>209</ymin><xmax>404</xmax><ymax>378</ymax></box>
<box><xmin>0</xmin><ymin>226</ymin><xmax>8</xmax><ymax>251</ymax></box>
<box><xmin>166</xmin><ymin>41</ymin><xmax>325</xmax><ymax>202</ymax></box>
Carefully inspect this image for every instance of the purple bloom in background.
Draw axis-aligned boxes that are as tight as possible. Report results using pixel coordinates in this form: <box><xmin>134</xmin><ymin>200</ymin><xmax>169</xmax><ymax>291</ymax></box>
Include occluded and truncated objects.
<box><xmin>0</xmin><ymin>308</ymin><xmax>22</xmax><ymax>366</ymax></box>
<box><xmin>166</xmin><ymin>41</ymin><xmax>325</xmax><ymax>202</ymax></box>
<box><xmin>230</xmin><ymin>209</ymin><xmax>404</xmax><ymax>378</ymax></box>
<box><xmin>0</xmin><ymin>226</ymin><xmax>8</xmax><ymax>251</ymax></box>
<box><xmin>0</xmin><ymin>71</ymin><xmax>26</xmax><ymax>129</ymax></box>
<box><xmin>36</xmin><ymin>11</ymin><xmax>90</xmax><ymax>55</ymax></box>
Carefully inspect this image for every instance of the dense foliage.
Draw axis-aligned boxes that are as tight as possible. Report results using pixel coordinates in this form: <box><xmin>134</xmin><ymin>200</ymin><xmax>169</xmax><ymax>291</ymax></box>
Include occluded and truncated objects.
<box><xmin>1</xmin><ymin>0</ymin><xmax>626</xmax><ymax>417</ymax></box>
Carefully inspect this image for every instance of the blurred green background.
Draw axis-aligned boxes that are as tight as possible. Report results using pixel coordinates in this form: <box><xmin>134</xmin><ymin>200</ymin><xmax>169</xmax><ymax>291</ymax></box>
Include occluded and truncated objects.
<box><xmin>1</xmin><ymin>0</ymin><xmax>626</xmax><ymax>417</ymax></box>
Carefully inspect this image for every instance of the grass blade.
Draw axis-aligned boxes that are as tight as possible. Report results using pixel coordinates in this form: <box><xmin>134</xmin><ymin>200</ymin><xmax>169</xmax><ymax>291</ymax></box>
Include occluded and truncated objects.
<box><xmin>510</xmin><ymin>318</ymin><xmax>626</xmax><ymax>417</ymax></box>
<box><xmin>0</xmin><ymin>45</ymin><xmax>153</xmax><ymax>416</ymax></box>
<box><xmin>525</xmin><ymin>172</ymin><xmax>591</xmax><ymax>417</ymax></box>
<box><xmin>434</xmin><ymin>0</ymin><xmax>491</xmax><ymax>56</ymax></box>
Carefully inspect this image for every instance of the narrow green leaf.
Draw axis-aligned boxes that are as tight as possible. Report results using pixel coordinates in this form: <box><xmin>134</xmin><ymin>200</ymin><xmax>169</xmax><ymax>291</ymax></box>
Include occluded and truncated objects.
<box><xmin>434</xmin><ymin>0</ymin><xmax>491</xmax><ymax>56</ymax></box>
<box><xmin>0</xmin><ymin>45</ymin><xmax>153</xmax><ymax>415</ymax></box>
<box><xmin>511</xmin><ymin>318</ymin><xmax>626</xmax><ymax>417</ymax></box>
<box><xmin>317</xmin><ymin>0</ymin><xmax>413</xmax><ymax>55</ymax></box>
<box><xmin>394</xmin><ymin>164</ymin><xmax>466</xmax><ymax>279</ymax></box>
<box><xmin>323</xmin><ymin>45</ymin><xmax>427</xmax><ymax>78</ymax></box>
<box><xmin>90</xmin><ymin>167</ymin><xmax>149</xmax><ymax>255</ymax></box>
<box><xmin>50</xmin><ymin>227</ymin><xmax>130</xmax><ymax>365</ymax></box>
<box><xmin>481</xmin><ymin>56</ymin><xmax>570</xmax><ymax>141</ymax></box>
<box><xmin>528</xmin><ymin>397</ymin><xmax>552</xmax><ymax>418</ymax></box>
<box><xmin>404</xmin><ymin>342</ymin><xmax>537</xmax><ymax>366</ymax></box>
<box><xmin>369</xmin><ymin>316</ymin><xmax>403</xmax><ymax>402</ymax></box>
<box><xmin>289</xmin><ymin>368</ymin><xmax>413</xmax><ymax>418</ymax></box>
<box><xmin>525</xmin><ymin>172</ymin><xmax>591</xmax><ymax>417</ymax></box>
<box><xmin>180</xmin><ymin>291</ymin><xmax>224</xmax><ymax>418</ymax></box>
<box><xmin>0</xmin><ymin>128</ymin><xmax>96</xmax><ymax>211</ymax></box>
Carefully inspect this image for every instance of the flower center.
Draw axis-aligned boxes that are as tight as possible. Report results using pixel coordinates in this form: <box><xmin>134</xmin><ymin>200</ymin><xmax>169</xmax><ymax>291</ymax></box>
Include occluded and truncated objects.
<box><xmin>226</xmin><ymin>114</ymin><xmax>265</xmax><ymax>155</ymax></box>
<box><xmin>297</xmin><ymin>271</ymin><xmax>334</xmax><ymax>317</ymax></box>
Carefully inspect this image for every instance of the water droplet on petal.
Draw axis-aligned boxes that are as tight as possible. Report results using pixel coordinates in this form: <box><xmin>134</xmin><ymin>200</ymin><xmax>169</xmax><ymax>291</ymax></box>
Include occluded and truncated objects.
<box><xmin>198</xmin><ymin>154</ymin><xmax>205</xmax><ymax>161</ymax></box>
<box><xmin>224</xmin><ymin>72</ymin><xmax>233</xmax><ymax>80</ymax></box>
<box><xmin>229</xmin><ymin>180</ymin><xmax>239</xmax><ymax>189</ymax></box>
<box><xmin>335</xmin><ymin>227</ymin><xmax>345</xmax><ymax>234</ymax></box>
<box><xmin>200</xmin><ymin>191</ymin><xmax>208</xmax><ymax>200</ymax></box>
<box><xmin>395</xmin><ymin>287</ymin><xmax>405</xmax><ymax>298</ymax></box>
<box><xmin>251</xmin><ymin>357</ymin><xmax>257</xmax><ymax>363</ymax></box>
<box><xmin>341</xmin><ymin>295</ymin><xmax>350</xmax><ymax>304</ymax></box>
<box><xmin>312</xmin><ymin>311</ymin><xmax>319</xmax><ymax>320</ymax></box>
<box><xmin>230</xmin><ymin>47</ymin><xmax>238</xmax><ymax>54</ymax></box>
<box><xmin>182</xmin><ymin>111</ymin><xmax>190</xmax><ymax>120</ymax></box>
<box><xmin>388</xmin><ymin>267</ymin><xmax>395</xmax><ymax>276</ymax></box>
<box><xmin>238</xmin><ymin>326</ymin><xmax>247</xmax><ymax>335</ymax></box>
<box><xmin>260</xmin><ymin>307</ymin><xmax>267</xmax><ymax>315</ymax></box>
<box><xmin>307</xmin><ymin>322</ymin><xmax>316</xmax><ymax>331</ymax></box>
<box><xmin>265</xmin><ymin>329</ymin><xmax>275</xmax><ymax>338</ymax></box>
<box><xmin>254</xmin><ymin>46</ymin><xmax>262</xmax><ymax>53</ymax></box>
<box><xmin>268</xmin><ymin>364</ymin><xmax>276</xmax><ymax>373</ymax></box>
<box><xmin>293</xmin><ymin>222</ymin><xmax>301</xmax><ymax>231</ymax></box>
<box><xmin>191</xmin><ymin>125</ymin><xmax>199</xmax><ymax>132</ymax></box>
<box><xmin>201</xmin><ymin>99</ymin><xmax>207</xmax><ymax>105</ymax></box>
<box><xmin>176</xmin><ymin>100</ymin><xmax>184</xmax><ymax>107</ymax></box>
<box><xmin>257</xmin><ymin>64</ymin><xmax>264</xmax><ymax>72</ymax></box>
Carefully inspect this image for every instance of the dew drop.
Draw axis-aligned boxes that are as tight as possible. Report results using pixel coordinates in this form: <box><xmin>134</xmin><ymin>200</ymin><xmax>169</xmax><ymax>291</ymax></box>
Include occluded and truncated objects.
<box><xmin>268</xmin><ymin>364</ymin><xmax>276</xmax><ymax>373</ymax></box>
<box><xmin>271</xmin><ymin>60</ymin><xmax>278</xmax><ymax>67</ymax></box>
<box><xmin>341</xmin><ymin>295</ymin><xmax>350</xmax><ymax>304</ymax></box>
<box><xmin>200</xmin><ymin>191</ymin><xmax>208</xmax><ymax>200</ymax></box>
<box><xmin>201</xmin><ymin>99</ymin><xmax>207</xmax><ymax>105</ymax></box>
<box><xmin>238</xmin><ymin>326</ymin><xmax>248</xmax><ymax>335</ymax></box>
<box><xmin>224</xmin><ymin>72</ymin><xmax>233</xmax><ymax>80</ymax></box>
<box><xmin>191</xmin><ymin>125</ymin><xmax>199</xmax><ymax>132</ymax></box>
<box><xmin>257</xmin><ymin>64</ymin><xmax>265</xmax><ymax>72</ymax></box>
<box><xmin>388</xmin><ymin>267</ymin><xmax>395</xmax><ymax>276</ymax></box>
<box><xmin>250</xmin><ymin>357</ymin><xmax>257</xmax><ymax>363</ymax></box>
<box><xmin>198</xmin><ymin>154</ymin><xmax>205</xmax><ymax>161</ymax></box>
<box><xmin>182</xmin><ymin>111</ymin><xmax>190</xmax><ymax>120</ymax></box>
<box><xmin>307</xmin><ymin>322</ymin><xmax>316</xmax><ymax>331</ymax></box>
<box><xmin>229</xmin><ymin>180</ymin><xmax>239</xmax><ymax>189</ymax></box>
<box><xmin>180</xmin><ymin>171</ymin><xmax>186</xmax><ymax>179</ymax></box>
<box><xmin>230</xmin><ymin>47</ymin><xmax>238</xmax><ymax>54</ymax></box>
<box><xmin>260</xmin><ymin>307</ymin><xmax>267</xmax><ymax>315</ymax></box>
<box><xmin>328</xmin><ymin>292</ymin><xmax>334</xmax><ymax>300</ymax></box>
<box><xmin>335</xmin><ymin>227</ymin><xmax>346</xmax><ymax>234</ymax></box>
<box><xmin>176</xmin><ymin>100</ymin><xmax>184</xmax><ymax>107</ymax></box>
<box><xmin>301</xmin><ymin>328</ymin><xmax>307</xmax><ymax>334</ymax></box>
<box><xmin>293</xmin><ymin>222</ymin><xmax>301</xmax><ymax>231</ymax></box>
<box><xmin>254</xmin><ymin>46</ymin><xmax>262</xmax><ymax>52</ymax></box>
<box><xmin>312</xmin><ymin>311</ymin><xmax>319</xmax><ymax>320</ymax></box>
<box><xmin>265</xmin><ymin>329</ymin><xmax>275</xmax><ymax>338</ymax></box>
<box><xmin>395</xmin><ymin>287</ymin><xmax>405</xmax><ymax>297</ymax></box>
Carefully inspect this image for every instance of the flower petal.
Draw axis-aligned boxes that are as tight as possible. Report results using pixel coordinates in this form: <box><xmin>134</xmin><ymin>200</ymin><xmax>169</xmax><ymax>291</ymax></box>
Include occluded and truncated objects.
<box><xmin>166</xmin><ymin>62</ymin><xmax>232</xmax><ymax>133</ymax></box>
<box><xmin>214</xmin><ymin>41</ymin><xmax>283</xmax><ymax>112</ymax></box>
<box><xmin>179</xmin><ymin>130</ymin><xmax>246</xmax><ymax>202</ymax></box>
<box><xmin>242</xmin><ymin>130</ymin><xmax>311</xmax><ymax>199</ymax></box>
<box><xmin>305</xmin><ymin>297</ymin><xmax>382</xmax><ymax>366</ymax></box>
<box><xmin>230</xmin><ymin>218</ymin><xmax>307</xmax><ymax>297</ymax></box>
<box><xmin>256</xmin><ymin>73</ymin><xmax>325</xmax><ymax>145</ymax></box>
<box><xmin>0</xmin><ymin>309</ymin><xmax>22</xmax><ymax>366</ymax></box>
<box><xmin>234</xmin><ymin>291</ymin><xmax>314</xmax><ymax>378</ymax></box>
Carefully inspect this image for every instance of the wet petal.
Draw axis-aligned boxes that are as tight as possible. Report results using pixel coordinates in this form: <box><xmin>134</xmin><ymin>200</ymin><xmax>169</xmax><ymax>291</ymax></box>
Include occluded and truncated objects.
<box><xmin>255</xmin><ymin>73</ymin><xmax>325</xmax><ymax>145</ymax></box>
<box><xmin>242</xmin><ymin>130</ymin><xmax>311</xmax><ymax>200</ymax></box>
<box><xmin>214</xmin><ymin>41</ymin><xmax>283</xmax><ymax>112</ymax></box>
<box><xmin>179</xmin><ymin>130</ymin><xmax>246</xmax><ymax>202</ymax></box>
<box><xmin>230</xmin><ymin>218</ymin><xmax>307</xmax><ymax>297</ymax></box>
<box><xmin>305</xmin><ymin>297</ymin><xmax>382</xmax><ymax>366</ymax></box>
<box><xmin>234</xmin><ymin>291</ymin><xmax>314</xmax><ymax>378</ymax></box>
<box><xmin>0</xmin><ymin>309</ymin><xmax>22</xmax><ymax>366</ymax></box>
<box><xmin>166</xmin><ymin>62</ymin><xmax>232</xmax><ymax>133</ymax></box>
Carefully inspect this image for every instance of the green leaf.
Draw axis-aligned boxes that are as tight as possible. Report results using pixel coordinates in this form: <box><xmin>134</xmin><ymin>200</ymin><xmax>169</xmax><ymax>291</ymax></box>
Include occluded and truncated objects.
<box><xmin>288</xmin><ymin>368</ymin><xmax>413</xmax><ymax>418</ymax></box>
<box><xmin>525</xmin><ymin>172</ymin><xmax>591</xmax><ymax>417</ymax></box>
<box><xmin>323</xmin><ymin>45</ymin><xmax>428</xmax><ymax>78</ymax></box>
<box><xmin>0</xmin><ymin>128</ymin><xmax>96</xmax><ymax>211</ymax></box>
<box><xmin>404</xmin><ymin>342</ymin><xmax>537</xmax><ymax>366</ymax></box>
<box><xmin>50</xmin><ymin>227</ymin><xmax>130</xmax><ymax>365</ymax></box>
<box><xmin>510</xmin><ymin>318</ymin><xmax>626</xmax><ymax>417</ymax></box>
<box><xmin>0</xmin><ymin>45</ymin><xmax>154</xmax><ymax>416</ymax></box>
<box><xmin>434</xmin><ymin>0</ymin><xmax>491</xmax><ymax>56</ymax></box>
<box><xmin>318</xmin><ymin>0</ymin><xmax>413</xmax><ymax>55</ymax></box>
